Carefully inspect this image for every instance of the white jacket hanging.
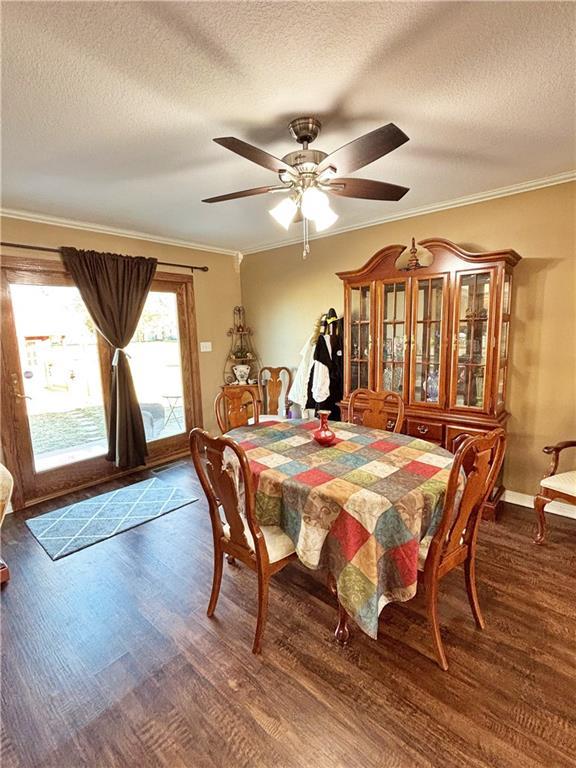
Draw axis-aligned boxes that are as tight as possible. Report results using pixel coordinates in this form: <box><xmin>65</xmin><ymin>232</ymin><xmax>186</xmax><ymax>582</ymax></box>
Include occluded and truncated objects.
<box><xmin>312</xmin><ymin>336</ymin><xmax>332</xmax><ymax>403</ymax></box>
<box><xmin>288</xmin><ymin>333</ymin><xmax>316</xmax><ymax>410</ymax></box>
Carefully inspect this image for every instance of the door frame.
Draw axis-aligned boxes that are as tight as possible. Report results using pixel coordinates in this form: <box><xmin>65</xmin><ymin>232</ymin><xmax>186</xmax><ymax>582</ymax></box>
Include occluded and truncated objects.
<box><xmin>1</xmin><ymin>254</ymin><xmax>203</xmax><ymax>510</ymax></box>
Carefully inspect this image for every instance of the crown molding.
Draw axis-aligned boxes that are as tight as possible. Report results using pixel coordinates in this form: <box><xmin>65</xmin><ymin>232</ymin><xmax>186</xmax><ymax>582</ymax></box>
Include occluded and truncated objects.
<box><xmin>0</xmin><ymin>208</ymin><xmax>238</xmax><ymax>257</ymax></box>
<box><xmin>3</xmin><ymin>171</ymin><xmax>574</xmax><ymax>258</ymax></box>
<box><xmin>241</xmin><ymin>170</ymin><xmax>576</xmax><ymax>255</ymax></box>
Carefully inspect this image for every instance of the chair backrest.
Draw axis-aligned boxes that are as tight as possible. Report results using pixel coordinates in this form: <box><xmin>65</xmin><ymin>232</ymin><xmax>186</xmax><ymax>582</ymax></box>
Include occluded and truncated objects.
<box><xmin>259</xmin><ymin>366</ymin><xmax>292</xmax><ymax>416</ymax></box>
<box><xmin>348</xmin><ymin>388</ymin><xmax>405</xmax><ymax>433</ymax></box>
<box><xmin>190</xmin><ymin>428</ymin><xmax>265</xmax><ymax>561</ymax></box>
<box><xmin>214</xmin><ymin>388</ymin><xmax>260</xmax><ymax>433</ymax></box>
<box><xmin>427</xmin><ymin>428</ymin><xmax>506</xmax><ymax>574</ymax></box>
<box><xmin>0</xmin><ymin>463</ymin><xmax>14</xmax><ymax>526</ymax></box>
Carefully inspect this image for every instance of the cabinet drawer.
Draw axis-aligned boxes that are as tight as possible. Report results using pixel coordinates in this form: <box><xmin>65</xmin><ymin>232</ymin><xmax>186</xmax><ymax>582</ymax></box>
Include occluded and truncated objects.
<box><xmin>445</xmin><ymin>425</ymin><xmax>487</xmax><ymax>452</ymax></box>
<box><xmin>406</xmin><ymin>419</ymin><xmax>444</xmax><ymax>443</ymax></box>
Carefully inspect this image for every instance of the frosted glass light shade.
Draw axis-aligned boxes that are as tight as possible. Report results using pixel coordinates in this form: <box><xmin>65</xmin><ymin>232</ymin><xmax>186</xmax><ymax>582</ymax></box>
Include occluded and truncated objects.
<box><xmin>314</xmin><ymin>205</ymin><xmax>338</xmax><ymax>232</ymax></box>
<box><xmin>269</xmin><ymin>197</ymin><xmax>298</xmax><ymax>229</ymax></box>
<box><xmin>301</xmin><ymin>187</ymin><xmax>329</xmax><ymax>221</ymax></box>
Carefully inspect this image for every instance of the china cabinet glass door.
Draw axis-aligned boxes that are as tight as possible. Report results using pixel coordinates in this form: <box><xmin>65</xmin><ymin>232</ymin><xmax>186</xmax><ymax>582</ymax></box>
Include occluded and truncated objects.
<box><xmin>348</xmin><ymin>284</ymin><xmax>372</xmax><ymax>391</ymax></box>
<box><xmin>379</xmin><ymin>280</ymin><xmax>409</xmax><ymax>395</ymax></box>
<box><xmin>497</xmin><ymin>271</ymin><xmax>512</xmax><ymax>409</ymax></box>
<box><xmin>409</xmin><ymin>275</ymin><xmax>447</xmax><ymax>406</ymax></box>
<box><xmin>450</xmin><ymin>270</ymin><xmax>494</xmax><ymax>410</ymax></box>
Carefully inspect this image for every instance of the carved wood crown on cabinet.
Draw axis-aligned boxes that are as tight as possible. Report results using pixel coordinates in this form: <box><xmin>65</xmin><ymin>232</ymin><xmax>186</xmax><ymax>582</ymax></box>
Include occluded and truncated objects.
<box><xmin>337</xmin><ymin>238</ymin><xmax>521</xmax><ymax>518</ymax></box>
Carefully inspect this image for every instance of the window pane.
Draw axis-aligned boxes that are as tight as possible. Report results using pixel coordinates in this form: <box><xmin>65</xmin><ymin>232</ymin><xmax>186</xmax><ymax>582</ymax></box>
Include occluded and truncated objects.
<box><xmin>126</xmin><ymin>292</ymin><xmax>185</xmax><ymax>441</ymax></box>
<box><xmin>10</xmin><ymin>284</ymin><xmax>107</xmax><ymax>471</ymax></box>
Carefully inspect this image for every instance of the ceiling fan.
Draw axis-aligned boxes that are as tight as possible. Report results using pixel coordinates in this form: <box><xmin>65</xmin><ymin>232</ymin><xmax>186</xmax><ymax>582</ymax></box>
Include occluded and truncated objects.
<box><xmin>203</xmin><ymin>117</ymin><xmax>410</xmax><ymax>252</ymax></box>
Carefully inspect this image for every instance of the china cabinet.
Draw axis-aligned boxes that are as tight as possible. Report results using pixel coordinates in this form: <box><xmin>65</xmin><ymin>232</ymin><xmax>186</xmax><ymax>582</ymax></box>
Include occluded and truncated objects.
<box><xmin>337</xmin><ymin>238</ymin><xmax>521</xmax><ymax>518</ymax></box>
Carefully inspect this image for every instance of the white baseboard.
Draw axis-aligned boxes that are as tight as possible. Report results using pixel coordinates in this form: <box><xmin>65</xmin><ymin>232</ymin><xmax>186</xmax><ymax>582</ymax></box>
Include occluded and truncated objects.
<box><xmin>503</xmin><ymin>490</ymin><xmax>576</xmax><ymax>520</ymax></box>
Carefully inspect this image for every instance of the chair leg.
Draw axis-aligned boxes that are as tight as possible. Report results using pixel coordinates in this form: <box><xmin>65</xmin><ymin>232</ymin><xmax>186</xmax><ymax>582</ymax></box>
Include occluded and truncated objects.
<box><xmin>464</xmin><ymin>554</ymin><xmax>485</xmax><ymax>630</ymax></box>
<box><xmin>207</xmin><ymin>545</ymin><xmax>224</xmax><ymax>618</ymax></box>
<box><xmin>534</xmin><ymin>493</ymin><xmax>549</xmax><ymax>544</ymax></box>
<box><xmin>425</xmin><ymin>573</ymin><xmax>448</xmax><ymax>671</ymax></box>
<box><xmin>252</xmin><ymin>567</ymin><xmax>270</xmax><ymax>654</ymax></box>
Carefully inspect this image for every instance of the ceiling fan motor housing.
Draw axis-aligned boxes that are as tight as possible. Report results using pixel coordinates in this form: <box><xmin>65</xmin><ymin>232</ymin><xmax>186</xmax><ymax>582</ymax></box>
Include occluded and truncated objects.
<box><xmin>288</xmin><ymin>116</ymin><xmax>322</xmax><ymax>145</ymax></box>
<box><xmin>282</xmin><ymin>149</ymin><xmax>328</xmax><ymax>176</ymax></box>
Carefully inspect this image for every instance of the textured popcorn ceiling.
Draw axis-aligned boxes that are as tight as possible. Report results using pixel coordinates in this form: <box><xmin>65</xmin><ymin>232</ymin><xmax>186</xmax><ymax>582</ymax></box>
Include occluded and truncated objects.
<box><xmin>2</xmin><ymin>1</ymin><xmax>575</xmax><ymax>252</ymax></box>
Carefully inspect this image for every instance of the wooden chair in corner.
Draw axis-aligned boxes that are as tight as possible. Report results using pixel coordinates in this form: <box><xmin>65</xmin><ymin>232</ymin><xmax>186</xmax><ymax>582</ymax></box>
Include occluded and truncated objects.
<box><xmin>214</xmin><ymin>388</ymin><xmax>260</xmax><ymax>433</ymax></box>
<box><xmin>347</xmin><ymin>388</ymin><xmax>405</xmax><ymax>433</ymax></box>
<box><xmin>418</xmin><ymin>427</ymin><xmax>506</xmax><ymax>670</ymax></box>
<box><xmin>190</xmin><ymin>428</ymin><xmax>296</xmax><ymax>653</ymax></box>
<box><xmin>259</xmin><ymin>366</ymin><xmax>292</xmax><ymax>421</ymax></box>
<box><xmin>534</xmin><ymin>440</ymin><xmax>576</xmax><ymax>544</ymax></box>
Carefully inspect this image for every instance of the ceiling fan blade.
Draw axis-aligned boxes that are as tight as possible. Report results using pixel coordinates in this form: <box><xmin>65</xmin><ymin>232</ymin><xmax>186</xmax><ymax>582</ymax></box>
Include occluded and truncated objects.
<box><xmin>202</xmin><ymin>185</ymin><xmax>285</xmax><ymax>203</ymax></box>
<box><xmin>213</xmin><ymin>137</ymin><xmax>291</xmax><ymax>174</ymax></box>
<box><xmin>327</xmin><ymin>177</ymin><xmax>409</xmax><ymax>201</ymax></box>
<box><xmin>318</xmin><ymin>123</ymin><xmax>409</xmax><ymax>175</ymax></box>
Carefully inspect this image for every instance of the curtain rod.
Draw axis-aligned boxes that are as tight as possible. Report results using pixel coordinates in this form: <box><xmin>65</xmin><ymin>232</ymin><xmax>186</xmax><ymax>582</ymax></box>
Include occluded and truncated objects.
<box><xmin>0</xmin><ymin>241</ymin><xmax>209</xmax><ymax>272</ymax></box>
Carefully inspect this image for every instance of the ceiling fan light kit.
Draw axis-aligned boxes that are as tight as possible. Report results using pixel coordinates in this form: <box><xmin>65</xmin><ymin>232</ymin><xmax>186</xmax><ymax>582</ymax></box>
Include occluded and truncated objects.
<box><xmin>204</xmin><ymin>116</ymin><xmax>410</xmax><ymax>258</ymax></box>
<box><xmin>269</xmin><ymin>196</ymin><xmax>298</xmax><ymax>230</ymax></box>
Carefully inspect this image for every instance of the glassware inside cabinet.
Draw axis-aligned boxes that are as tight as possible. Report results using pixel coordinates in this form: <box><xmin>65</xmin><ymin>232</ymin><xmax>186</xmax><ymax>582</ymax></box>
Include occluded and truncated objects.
<box><xmin>412</xmin><ymin>277</ymin><xmax>444</xmax><ymax>403</ymax></box>
<box><xmin>381</xmin><ymin>281</ymin><xmax>407</xmax><ymax>395</ymax></box>
<box><xmin>454</xmin><ymin>272</ymin><xmax>492</xmax><ymax>408</ymax></box>
<box><xmin>349</xmin><ymin>285</ymin><xmax>371</xmax><ymax>391</ymax></box>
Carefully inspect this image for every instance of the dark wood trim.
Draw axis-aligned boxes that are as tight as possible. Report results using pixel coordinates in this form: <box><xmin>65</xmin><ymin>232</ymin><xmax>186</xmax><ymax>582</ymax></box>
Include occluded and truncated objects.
<box><xmin>419</xmin><ymin>238</ymin><xmax>521</xmax><ymax>267</ymax></box>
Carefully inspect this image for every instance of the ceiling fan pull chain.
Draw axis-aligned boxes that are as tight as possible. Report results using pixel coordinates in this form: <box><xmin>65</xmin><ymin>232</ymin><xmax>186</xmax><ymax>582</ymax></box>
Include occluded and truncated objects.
<box><xmin>303</xmin><ymin>217</ymin><xmax>310</xmax><ymax>260</ymax></box>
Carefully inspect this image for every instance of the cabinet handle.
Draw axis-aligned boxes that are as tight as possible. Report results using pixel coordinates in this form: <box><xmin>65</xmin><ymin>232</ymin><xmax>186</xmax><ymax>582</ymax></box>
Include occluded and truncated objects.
<box><xmin>386</xmin><ymin>419</ymin><xmax>395</xmax><ymax>430</ymax></box>
<box><xmin>417</xmin><ymin>425</ymin><xmax>429</xmax><ymax>434</ymax></box>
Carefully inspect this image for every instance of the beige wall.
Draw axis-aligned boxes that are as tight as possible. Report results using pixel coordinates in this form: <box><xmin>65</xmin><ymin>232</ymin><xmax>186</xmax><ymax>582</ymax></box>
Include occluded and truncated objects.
<box><xmin>241</xmin><ymin>182</ymin><xmax>576</xmax><ymax>495</ymax></box>
<box><xmin>0</xmin><ymin>216</ymin><xmax>241</xmax><ymax>433</ymax></box>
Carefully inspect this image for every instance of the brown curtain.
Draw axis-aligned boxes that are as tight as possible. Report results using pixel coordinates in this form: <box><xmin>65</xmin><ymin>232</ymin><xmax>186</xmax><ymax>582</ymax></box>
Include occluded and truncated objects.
<box><xmin>61</xmin><ymin>248</ymin><xmax>157</xmax><ymax>468</ymax></box>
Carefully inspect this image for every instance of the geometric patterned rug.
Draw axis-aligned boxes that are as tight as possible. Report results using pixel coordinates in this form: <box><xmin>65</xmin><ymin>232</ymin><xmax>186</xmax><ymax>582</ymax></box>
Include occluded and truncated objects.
<box><xmin>26</xmin><ymin>477</ymin><xmax>197</xmax><ymax>560</ymax></box>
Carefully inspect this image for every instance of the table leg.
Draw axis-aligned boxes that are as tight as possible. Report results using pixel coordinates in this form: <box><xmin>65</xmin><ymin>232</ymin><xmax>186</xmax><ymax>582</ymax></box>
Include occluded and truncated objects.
<box><xmin>327</xmin><ymin>573</ymin><xmax>350</xmax><ymax>646</ymax></box>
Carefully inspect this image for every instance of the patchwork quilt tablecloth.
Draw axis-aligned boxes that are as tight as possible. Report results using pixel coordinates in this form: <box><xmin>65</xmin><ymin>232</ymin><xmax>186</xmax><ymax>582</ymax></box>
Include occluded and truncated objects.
<box><xmin>226</xmin><ymin>419</ymin><xmax>455</xmax><ymax>639</ymax></box>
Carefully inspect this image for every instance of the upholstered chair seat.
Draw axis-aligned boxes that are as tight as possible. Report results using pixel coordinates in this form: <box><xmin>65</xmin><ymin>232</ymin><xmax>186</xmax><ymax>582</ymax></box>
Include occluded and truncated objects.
<box><xmin>540</xmin><ymin>471</ymin><xmax>576</xmax><ymax>495</ymax></box>
<box><xmin>222</xmin><ymin>521</ymin><xmax>295</xmax><ymax>563</ymax></box>
<box><xmin>534</xmin><ymin>441</ymin><xmax>576</xmax><ymax>543</ymax></box>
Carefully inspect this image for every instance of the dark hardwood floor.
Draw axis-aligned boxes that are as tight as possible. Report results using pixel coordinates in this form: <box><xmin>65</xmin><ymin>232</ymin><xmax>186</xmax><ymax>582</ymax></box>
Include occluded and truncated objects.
<box><xmin>1</xmin><ymin>459</ymin><xmax>575</xmax><ymax>768</ymax></box>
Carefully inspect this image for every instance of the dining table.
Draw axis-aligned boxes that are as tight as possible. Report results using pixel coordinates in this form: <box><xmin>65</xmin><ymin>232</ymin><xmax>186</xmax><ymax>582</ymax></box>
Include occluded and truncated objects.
<box><xmin>226</xmin><ymin>418</ymin><xmax>456</xmax><ymax>640</ymax></box>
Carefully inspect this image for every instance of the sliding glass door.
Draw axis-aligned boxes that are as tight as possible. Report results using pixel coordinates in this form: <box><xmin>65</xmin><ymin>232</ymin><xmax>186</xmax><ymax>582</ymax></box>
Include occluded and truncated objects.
<box><xmin>9</xmin><ymin>283</ymin><xmax>109</xmax><ymax>471</ymax></box>
<box><xmin>1</xmin><ymin>257</ymin><xmax>202</xmax><ymax>509</ymax></box>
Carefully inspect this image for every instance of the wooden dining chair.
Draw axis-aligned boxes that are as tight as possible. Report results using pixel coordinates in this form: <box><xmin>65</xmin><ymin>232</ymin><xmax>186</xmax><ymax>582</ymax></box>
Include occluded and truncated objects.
<box><xmin>214</xmin><ymin>388</ymin><xmax>260</xmax><ymax>433</ymax></box>
<box><xmin>418</xmin><ymin>427</ymin><xmax>507</xmax><ymax>670</ymax></box>
<box><xmin>0</xmin><ymin>463</ymin><xmax>14</xmax><ymax>585</ymax></box>
<box><xmin>534</xmin><ymin>440</ymin><xmax>576</xmax><ymax>543</ymax></box>
<box><xmin>347</xmin><ymin>388</ymin><xmax>405</xmax><ymax>433</ymax></box>
<box><xmin>259</xmin><ymin>366</ymin><xmax>292</xmax><ymax>420</ymax></box>
<box><xmin>190</xmin><ymin>428</ymin><xmax>296</xmax><ymax>654</ymax></box>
